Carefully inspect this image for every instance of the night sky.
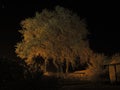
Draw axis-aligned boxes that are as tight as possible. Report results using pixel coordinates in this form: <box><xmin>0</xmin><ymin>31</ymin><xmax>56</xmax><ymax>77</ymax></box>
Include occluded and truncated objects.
<box><xmin>0</xmin><ymin>0</ymin><xmax>120</xmax><ymax>59</ymax></box>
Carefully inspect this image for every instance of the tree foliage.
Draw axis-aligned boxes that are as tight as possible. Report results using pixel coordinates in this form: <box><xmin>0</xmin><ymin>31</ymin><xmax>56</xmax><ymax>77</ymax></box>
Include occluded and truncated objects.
<box><xmin>85</xmin><ymin>52</ymin><xmax>107</xmax><ymax>81</ymax></box>
<box><xmin>15</xmin><ymin>6</ymin><xmax>90</xmax><ymax>73</ymax></box>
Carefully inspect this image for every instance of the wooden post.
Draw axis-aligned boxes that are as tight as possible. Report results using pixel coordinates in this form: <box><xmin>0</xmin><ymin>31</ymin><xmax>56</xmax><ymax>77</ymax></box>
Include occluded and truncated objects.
<box><xmin>109</xmin><ymin>65</ymin><xmax>116</xmax><ymax>83</ymax></box>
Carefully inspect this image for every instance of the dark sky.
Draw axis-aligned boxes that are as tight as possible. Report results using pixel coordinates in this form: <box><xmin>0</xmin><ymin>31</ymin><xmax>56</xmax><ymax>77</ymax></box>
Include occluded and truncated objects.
<box><xmin>0</xmin><ymin>0</ymin><xmax>120</xmax><ymax>58</ymax></box>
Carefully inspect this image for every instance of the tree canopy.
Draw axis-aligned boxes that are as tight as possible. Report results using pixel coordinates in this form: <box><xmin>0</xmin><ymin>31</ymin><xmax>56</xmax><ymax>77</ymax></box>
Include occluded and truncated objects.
<box><xmin>15</xmin><ymin>6</ymin><xmax>90</xmax><ymax>73</ymax></box>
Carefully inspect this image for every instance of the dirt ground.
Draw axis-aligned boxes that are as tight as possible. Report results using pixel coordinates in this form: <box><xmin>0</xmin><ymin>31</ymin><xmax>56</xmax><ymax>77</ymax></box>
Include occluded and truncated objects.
<box><xmin>0</xmin><ymin>76</ymin><xmax>120</xmax><ymax>90</ymax></box>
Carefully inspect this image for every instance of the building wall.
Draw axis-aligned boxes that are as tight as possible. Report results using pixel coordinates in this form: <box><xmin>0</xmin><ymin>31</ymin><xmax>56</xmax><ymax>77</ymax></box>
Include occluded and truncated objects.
<box><xmin>116</xmin><ymin>64</ymin><xmax>120</xmax><ymax>82</ymax></box>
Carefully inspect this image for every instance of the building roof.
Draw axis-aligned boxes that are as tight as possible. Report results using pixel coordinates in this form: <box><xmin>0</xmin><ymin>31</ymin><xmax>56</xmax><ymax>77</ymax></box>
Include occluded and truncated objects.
<box><xmin>104</xmin><ymin>59</ymin><xmax>120</xmax><ymax>65</ymax></box>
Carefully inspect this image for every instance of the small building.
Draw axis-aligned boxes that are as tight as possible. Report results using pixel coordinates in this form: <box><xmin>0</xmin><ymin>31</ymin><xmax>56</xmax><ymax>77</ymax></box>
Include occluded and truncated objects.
<box><xmin>104</xmin><ymin>59</ymin><xmax>120</xmax><ymax>83</ymax></box>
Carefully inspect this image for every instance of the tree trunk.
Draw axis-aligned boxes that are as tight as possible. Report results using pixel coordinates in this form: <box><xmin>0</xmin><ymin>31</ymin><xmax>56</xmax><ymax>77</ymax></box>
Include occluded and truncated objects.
<box><xmin>53</xmin><ymin>60</ymin><xmax>59</xmax><ymax>77</ymax></box>
<box><xmin>44</xmin><ymin>59</ymin><xmax>47</xmax><ymax>72</ymax></box>
<box><xmin>66</xmin><ymin>61</ymin><xmax>69</xmax><ymax>73</ymax></box>
<box><xmin>60</xmin><ymin>64</ymin><xmax>64</xmax><ymax>77</ymax></box>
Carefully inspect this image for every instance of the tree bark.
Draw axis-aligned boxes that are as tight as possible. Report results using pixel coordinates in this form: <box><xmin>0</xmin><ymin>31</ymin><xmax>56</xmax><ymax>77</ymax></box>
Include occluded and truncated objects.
<box><xmin>66</xmin><ymin>61</ymin><xmax>69</xmax><ymax>73</ymax></box>
<box><xmin>44</xmin><ymin>59</ymin><xmax>47</xmax><ymax>72</ymax></box>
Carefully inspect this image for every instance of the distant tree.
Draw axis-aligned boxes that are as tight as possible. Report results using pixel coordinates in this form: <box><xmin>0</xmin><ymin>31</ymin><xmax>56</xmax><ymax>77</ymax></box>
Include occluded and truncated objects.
<box><xmin>15</xmin><ymin>6</ymin><xmax>90</xmax><ymax>75</ymax></box>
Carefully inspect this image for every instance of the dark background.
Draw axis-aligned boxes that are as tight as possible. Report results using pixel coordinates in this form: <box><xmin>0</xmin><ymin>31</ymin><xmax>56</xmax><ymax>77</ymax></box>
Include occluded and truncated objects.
<box><xmin>0</xmin><ymin>0</ymin><xmax>120</xmax><ymax>59</ymax></box>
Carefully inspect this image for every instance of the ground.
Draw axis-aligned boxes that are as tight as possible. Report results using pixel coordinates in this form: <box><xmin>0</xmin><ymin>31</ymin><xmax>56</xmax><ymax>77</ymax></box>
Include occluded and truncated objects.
<box><xmin>0</xmin><ymin>76</ymin><xmax>120</xmax><ymax>90</ymax></box>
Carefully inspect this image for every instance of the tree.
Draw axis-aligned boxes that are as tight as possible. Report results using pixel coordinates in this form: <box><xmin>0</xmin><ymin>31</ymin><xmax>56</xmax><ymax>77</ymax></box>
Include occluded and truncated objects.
<box><xmin>85</xmin><ymin>52</ymin><xmax>107</xmax><ymax>81</ymax></box>
<box><xmin>15</xmin><ymin>6</ymin><xmax>90</xmax><ymax>75</ymax></box>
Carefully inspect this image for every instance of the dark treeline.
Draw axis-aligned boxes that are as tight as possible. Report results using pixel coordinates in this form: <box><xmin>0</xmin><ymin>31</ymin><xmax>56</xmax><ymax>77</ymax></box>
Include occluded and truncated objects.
<box><xmin>0</xmin><ymin>56</ymin><xmax>59</xmax><ymax>90</ymax></box>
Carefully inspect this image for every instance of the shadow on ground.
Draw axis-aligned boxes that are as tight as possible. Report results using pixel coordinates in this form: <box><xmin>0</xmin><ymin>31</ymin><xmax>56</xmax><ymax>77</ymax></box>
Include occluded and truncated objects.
<box><xmin>0</xmin><ymin>76</ymin><xmax>120</xmax><ymax>90</ymax></box>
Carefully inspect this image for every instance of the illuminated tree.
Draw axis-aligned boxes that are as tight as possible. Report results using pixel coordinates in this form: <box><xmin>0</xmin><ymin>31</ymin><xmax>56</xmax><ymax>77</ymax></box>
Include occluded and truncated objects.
<box><xmin>85</xmin><ymin>52</ymin><xmax>107</xmax><ymax>81</ymax></box>
<box><xmin>15</xmin><ymin>6</ymin><xmax>90</xmax><ymax>74</ymax></box>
